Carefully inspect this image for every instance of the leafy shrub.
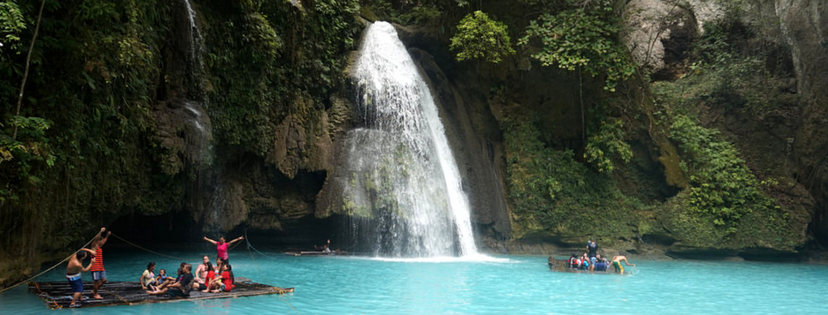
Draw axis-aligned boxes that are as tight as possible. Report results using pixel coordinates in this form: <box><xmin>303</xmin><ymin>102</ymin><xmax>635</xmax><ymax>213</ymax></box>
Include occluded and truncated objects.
<box><xmin>450</xmin><ymin>11</ymin><xmax>515</xmax><ymax>64</ymax></box>
<box><xmin>503</xmin><ymin>112</ymin><xmax>638</xmax><ymax>239</ymax></box>
<box><xmin>398</xmin><ymin>5</ymin><xmax>440</xmax><ymax>25</ymax></box>
<box><xmin>519</xmin><ymin>1</ymin><xmax>635</xmax><ymax>91</ymax></box>
<box><xmin>668</xmin><ymin>114</ymin><xmax>778</xmax><ymax>228</ymax></box>
<box><xmin>584</xmin><ymin>118</ymin><xmax>632</xmax><ymax>173</ymax></box>
<box><xmin>0</xmin><ymin>1</ymin><xmax>26</xmax><ymax>53</ymax></box>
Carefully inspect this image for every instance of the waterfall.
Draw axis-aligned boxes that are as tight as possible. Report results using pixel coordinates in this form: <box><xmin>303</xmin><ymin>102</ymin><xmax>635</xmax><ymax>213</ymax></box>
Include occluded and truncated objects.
<box><xmin>178</xmin><ymin>0</ymin><xmax>219</xmax><ymax>232</ymax></box>
<box><xmin>181</xmin><ymin>100</ymin><xmax>212</xmax><ymax>165</ymax></box>
<box><xmin>181</xmin><ymin>0</ymin><xmax>207</xmax><ymax>101</ymax></box>
<box><xmin>340</xmin><ymin>22</ymin><xmax>478</xmax><ymax>257</ymax></box>
<box><xmin>182</xmin><ymin>0</ymin><xmax>203</xmax><ymax>67</ymax></box>
<box><xmin>176</xmin><ymin>0</ymin><xmax>210</xmax><ymax>163</ymax></box>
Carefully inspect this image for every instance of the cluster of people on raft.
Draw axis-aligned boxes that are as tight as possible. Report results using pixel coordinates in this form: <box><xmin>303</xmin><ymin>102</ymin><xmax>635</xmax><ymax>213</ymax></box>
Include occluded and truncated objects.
<box><xmin>65</xmin><ymin>227</ymin><xmax>246</xmax><ymax>308</ymax></box>
<box><xmin>567</xmin><ymin>238</ymin><xmax>636</xmax><ymax>273</ymax></box>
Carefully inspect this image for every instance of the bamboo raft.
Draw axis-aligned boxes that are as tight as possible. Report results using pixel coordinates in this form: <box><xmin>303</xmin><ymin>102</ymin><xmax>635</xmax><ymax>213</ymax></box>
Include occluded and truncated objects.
<box><xmin>28</xmin><ymin>277</ymin><xmax>294</xmax><ymax>309</ymax></box>
<box><xmin>548</xmin><ymin>257</ymin><xmax>619</xmax><ymax>274</ymax></box>
<box><xmin>284</xmin><ymin>250</ymin><xmax>351</xmax><ymax>256</ymax></box>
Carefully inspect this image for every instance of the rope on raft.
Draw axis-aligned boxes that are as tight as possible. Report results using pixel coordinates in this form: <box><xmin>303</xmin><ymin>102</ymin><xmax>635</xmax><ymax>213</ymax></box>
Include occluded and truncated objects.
<box><xmin>0</xmin><ymin>235</ymin><xmax>98</xmax><ymax>294</ymax></box>
<box><xmin>245</xmin><ymin>234</ymin><xmax>279</xmax><ymax>259</ymax></box>
<box><xmin>244</xmin><ymin>230</ymin><xmax>300</xmax><ymax>315</ymax></box>
<box><xmin>109</xmin><ymin>233</ymin><xmax>188</xmax><ymax>262</ymax></box>
<box><xmin>4</xmin><ymin>230</ymin><xmax>299</xmax><ymax>313</ymax></box>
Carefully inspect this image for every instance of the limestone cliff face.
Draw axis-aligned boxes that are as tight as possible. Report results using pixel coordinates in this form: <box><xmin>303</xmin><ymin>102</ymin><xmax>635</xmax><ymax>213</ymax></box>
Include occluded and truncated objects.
<box><xmin>774</xmin><ymin>0</ymin><xmax>828</xmax><ymax>245</ymax></box>
<box><xmin>623</xmin><ymin>0</ymin><xmax>825</xmax><ymax>251</ymax></box>
<box><xmin>624</xmin><ymin>0</ymin><xmax>698</xmax><ymax>80</ymax></box>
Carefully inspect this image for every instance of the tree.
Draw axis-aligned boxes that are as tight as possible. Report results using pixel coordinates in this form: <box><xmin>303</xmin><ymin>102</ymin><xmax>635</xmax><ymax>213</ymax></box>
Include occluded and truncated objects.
<box><xmin>450</xmin><ymin>10</ymin><xmax>515</xmax><ymax>64</ymax></box>
<box><xmin>0</xmin><ymin>1</ymin><xmax>26</xmax><ymax>53</ymax></box>
<box><xmin>519</xmin><ymin>1</ymin><xmax>635</xmax><ymax>91</ymax></box>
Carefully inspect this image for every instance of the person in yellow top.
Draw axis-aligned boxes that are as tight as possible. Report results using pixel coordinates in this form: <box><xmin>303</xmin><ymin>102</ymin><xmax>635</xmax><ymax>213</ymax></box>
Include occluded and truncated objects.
<box><xmin>611</xmin><ymin>255</ymin><xmax>636</xmax><ymax>274</ymax></box>
<box><xmin>139</xmin><ymin>262</ymin><xmax>157</xmax><ymax>290</ymax></box>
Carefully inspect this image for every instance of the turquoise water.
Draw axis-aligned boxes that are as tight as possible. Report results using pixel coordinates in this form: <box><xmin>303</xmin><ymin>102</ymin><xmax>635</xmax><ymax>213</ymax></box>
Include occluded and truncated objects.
<box><xmin>3</xmin><ymin>248</ymin><xmax>828</xmax><ymax>314</ymax></box>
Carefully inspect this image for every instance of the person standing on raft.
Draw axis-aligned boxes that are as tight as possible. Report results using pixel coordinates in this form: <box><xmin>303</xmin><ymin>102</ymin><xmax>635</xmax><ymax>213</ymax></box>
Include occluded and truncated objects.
<box><xmin>90</xmin><ymin>227</ymin><xmax>111</xmax><ymax>299</ymax></box>
<box><xmin>587</xmin><ymin>237</ymin><xmax>598</xmax><ymax>259</ymax></box>
<box><xmin>203</xmin><ymin>235</ymin><xmax>244</xmax><ymax>263</ymax></box>
<box><xmin>66</xmin><ymin>248</ymin><xmax>96</xmax><ymax>308</ymax></box>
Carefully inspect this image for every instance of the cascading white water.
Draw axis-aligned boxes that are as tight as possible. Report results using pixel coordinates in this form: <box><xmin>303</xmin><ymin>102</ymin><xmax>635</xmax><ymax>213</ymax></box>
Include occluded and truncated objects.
<box><xmin>182</xmin><ymin>0</ymin><xmax>202</xmax><ymax>65</ymax></box>
<box><xmin>342</xmin><ymin>22</ymin><xmax>478</xmax><ymax>257</ymax></box>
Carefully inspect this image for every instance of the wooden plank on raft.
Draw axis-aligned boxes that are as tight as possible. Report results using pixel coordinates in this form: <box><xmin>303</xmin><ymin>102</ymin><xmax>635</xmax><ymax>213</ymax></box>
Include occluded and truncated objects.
<box><xmin>28</xmin><ymin>278</ymin><xmax>294</xmax><ymax>309</ymax></box>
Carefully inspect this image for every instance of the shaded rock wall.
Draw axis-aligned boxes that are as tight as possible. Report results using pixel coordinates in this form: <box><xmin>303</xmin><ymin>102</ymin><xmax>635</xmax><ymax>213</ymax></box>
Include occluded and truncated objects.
<box><xmin>774</xmin><ymin>0</ymin><xmax>828</xmax><ymax>245</ymax></box>
<box><xmin>624</xmin><ymin>0</ymin><xmax>698</xmax><ymax>79</ymax></box>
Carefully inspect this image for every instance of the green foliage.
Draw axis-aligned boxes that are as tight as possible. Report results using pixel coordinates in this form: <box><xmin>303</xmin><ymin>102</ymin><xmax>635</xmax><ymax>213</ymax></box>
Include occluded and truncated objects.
<box><xmin>0</xmin><ymin>116</ymin><xmax>55</xmax><ymax>202</ymax></box>
<box><xmin>668</xmin><ymin>114</ymin><xmax>779</xmax><ymax>229</ymax></box>
<box><xmin>519</xmin><ymin>1</ymin><xmax>635</xmax><ymax>91</ymax></box>
<box><xmin>397</xmin><ymin>5</ymin><xmax>440</xmax><ymax>25</ymax></box>
<box><xmin>0</xmin><ymin>0</ymin><xmax>364</xmax><ymax>273</ymax></box>
<box><xmin>0</xmin><ymin>0</ymin><xmax>180</xmax><ymax>254</ymax></box>
<box><xmin>584</xmin><ymin>118</ymin><xmax>632</xmax><ymax>173</ymax></box>
<box><xmin>0</xmin><ymin>1</ymin><xmax>26</xmax><ymax>53</ymax></box>
<box><xmin>205</xmin><ymin>0</ymin><xmax>360</xmax><ymax>154</ymax></box>
<box><xmin>450</xmin><ymin>11</ymin><xmax>515</xmax><ymax>64</ymax></box>
<box><xmin>650</xmin><ymin>14</ymin><xmax>801</xmax><ymax>249</ymax></box>
<box><xmin>503</xmin><ymin>112</ymin><xmax>638</xmax><ymax>239</ymax></box>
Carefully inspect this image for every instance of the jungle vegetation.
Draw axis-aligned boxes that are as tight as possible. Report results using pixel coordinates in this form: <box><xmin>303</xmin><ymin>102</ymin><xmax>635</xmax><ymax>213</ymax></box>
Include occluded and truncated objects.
<box><xmin>0</xmin><ymin>0</ymin><xmax>810</xmax><ymax>285</ymax></box>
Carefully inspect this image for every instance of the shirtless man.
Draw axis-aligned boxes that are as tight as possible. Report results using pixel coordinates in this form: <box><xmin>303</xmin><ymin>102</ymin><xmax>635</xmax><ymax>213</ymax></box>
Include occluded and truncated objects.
<box><xmin>611</xmin><ymin>255</ymin><xmax>636</xmax><ymax>274</ymax></box>
<box><xmin>66</xmin><ymin>248</ymin><xmax>96</xmax><ymax>308</ymax></box>
<box><xmin>193</xmin><ymin>255</ymin><xmax>210</xmax><ymax>286</ymax></box>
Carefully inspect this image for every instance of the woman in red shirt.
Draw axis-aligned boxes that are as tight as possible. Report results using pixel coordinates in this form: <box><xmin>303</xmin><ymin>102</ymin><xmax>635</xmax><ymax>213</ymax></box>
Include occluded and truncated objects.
<box><xmin>196</xmin><ymin>262</ymin><xmax>215</xmax><ymax>292</ymax></box>
<box><xmin>219</xmin><ymin>264</ymin><xmax>234</xmax><ymax>292</ymax></box>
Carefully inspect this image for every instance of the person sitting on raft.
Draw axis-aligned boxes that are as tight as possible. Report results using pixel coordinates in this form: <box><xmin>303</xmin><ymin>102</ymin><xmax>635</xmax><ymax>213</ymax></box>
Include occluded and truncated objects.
<box><xmin>148</xmin><ymin>263</ymin><xmax>194</xmax><ymax>297</ymax></box>
<box><xmin>218</xmin><ymin>264</ymin><xmax>234</xmax><ymax>292</ymax></box>
<box><xmin>568</xmin><ymin>254</ymin><xmax>579</xmax><ymax>268</ymax></box>
<box><xmin>580</xmin><ymin>253</ymin><xmax>590</xmax><ymax>271</ymax></box>
<box><xmin>193</xmin><ymin>255</ymin><xmax>211</xmax><ymax>288</ymax></box>
<box><xmin>153</xmin><ymin>262</ymin><xmax>187</xmax><ymax>292</ymax></box>
<box><xmin>203</xmin><ymin>263</ymin><xmax>233</xmax><ymax>293</ymax></box>
<box><xmin>194</xmin><ymin>262</ymin><xmax>215</xmax><ymax>291</ymax></box>
<box><xmin>203</xmin><ymin>235</ymin><xmax>244</xmax><ymax>263</ymax></box>
<box><xmin>593</xmin><ymin>254</ymin><xmax>609</xmax><ymax>271</ymax></box>
<box><xmin>140</xmin><ymin>262</ymin><xmax>157</xmax><ymax>291</ymax></box>
<box><xmin>315</xmin><ymin>239</ymin><xmax>333</xmax><ymax>253</ymax></box>
<box><xmin>155</xmin><ymin>268</ymin><xmax>174</xmax><ymax>285</ymax></box>
<box><xmin>611</xmin><ymin>255</ymin><xmax>636</xmax><ymax>274</ymax></box>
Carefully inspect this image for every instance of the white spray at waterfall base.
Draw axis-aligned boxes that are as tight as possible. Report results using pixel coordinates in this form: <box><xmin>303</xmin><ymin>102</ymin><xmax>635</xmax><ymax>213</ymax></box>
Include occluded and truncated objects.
<box><xmin>341</xmin><ymin>22</ymin><xmax>480</xmax><ymax>258</ymax></box>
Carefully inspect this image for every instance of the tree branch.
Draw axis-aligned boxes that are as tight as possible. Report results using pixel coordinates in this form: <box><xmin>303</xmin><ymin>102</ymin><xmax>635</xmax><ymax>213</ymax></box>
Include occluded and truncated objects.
<box><xmin>12</xmin><ymin>0</ymin><xmax>47</xmax><ymax>140</ymax></box>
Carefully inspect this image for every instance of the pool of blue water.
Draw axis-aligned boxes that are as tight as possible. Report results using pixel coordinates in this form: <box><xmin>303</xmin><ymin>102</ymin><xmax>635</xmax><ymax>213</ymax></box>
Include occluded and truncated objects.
<box><xmin>3</xmin><ymin>248</ymin><xmax>828</xmax><ymax>314</ymax></box>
